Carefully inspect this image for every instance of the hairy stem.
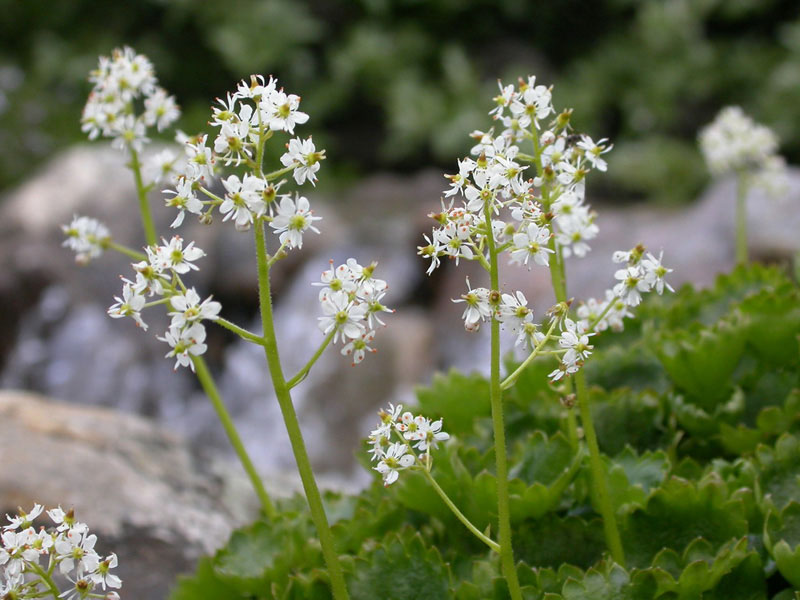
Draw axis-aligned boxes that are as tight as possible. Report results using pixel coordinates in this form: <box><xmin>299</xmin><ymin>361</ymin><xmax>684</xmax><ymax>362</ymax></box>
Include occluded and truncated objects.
<box><xmin>192</xmin><ymin>355</ymin><xmax>276</xmax><ymax>519</ymax></box>
<box><xmin>287</xmin><ymin>329</ymin><xmax>336</xmax><ymax>389</ymax></box>
<box><xmin>575</xmin><ymin>371</ymin><xmax>625</xmax><ymax>565</ymax></box>
<box><xmin>128</xmin><ymin>145</ymin><xmax>157</xmax><ymax>247</ymax></box>
<box><xmin>483</xmin><ymin>201</ymin><xmax>524</xmax><ymax>600</ymax></box>
<box><xmin>254</xmin><ymin>223</ymin><xmax>349</xmax><ymax>600</ymax></box>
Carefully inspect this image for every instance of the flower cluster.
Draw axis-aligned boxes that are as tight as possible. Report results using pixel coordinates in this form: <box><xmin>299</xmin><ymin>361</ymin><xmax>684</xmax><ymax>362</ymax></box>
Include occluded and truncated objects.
<box><xmin>316</xmin><ymin>259</ymin><xmax>393</xmax><ymax>365</ymax></box>
<box><xmin>61</xmin><ymin>216</ymin><xmax>111</xmax><ymax>265</ymax></box>
<box><xmin>81</xmin><ymin>46</ymin><xmax>179</xmax><ymax>154</ymax></box>
<box><xmin>0</xmin><ymin>505</ymin><xmax>121</xmax><ymax>599</ymax></box>
<box><xmin>106</xmin><ymin>235</ymin><xmax>220</xmax><ymax>370</ymax></box>
<box><xmin>699</xmin><ymin>106</ymin><xmax>787</xmax><ymax>194</ymax></box>
<box><xmin>419</xmin><ymin>76</ymin><xmax>674</xmax><ymax>382</ymax></box>
<box><xmin>367</xmin><ymin>404</ymin><xmax>450</xmax><ymax>485</ymax></box>
<box><xmin>160</xmin><ymin>74</ymin><xmax>325</xmax><ymax>236</ymax></box>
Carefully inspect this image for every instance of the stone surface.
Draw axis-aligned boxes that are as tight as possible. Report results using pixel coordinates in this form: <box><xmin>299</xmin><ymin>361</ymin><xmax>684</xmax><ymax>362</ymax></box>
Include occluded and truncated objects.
<box><xmin>0</xmin><ymin>390</ymin><xmax>261</xmax><ymax>598</ymax></box>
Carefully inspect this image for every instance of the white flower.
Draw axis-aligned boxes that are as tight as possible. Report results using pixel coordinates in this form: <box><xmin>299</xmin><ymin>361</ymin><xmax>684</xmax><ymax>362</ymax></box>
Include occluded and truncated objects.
<box><xmin>148</xmin><ymin>236</ymin><xmax>205</xmax><ymax>274</ymax></box>
<box><xmin>143</xmin><ymin>87</ymin><xmax>180</xmax><ymax>131</ymax></box>
<box><xmin>168</xmin><ymin>288</ymin><xmax>221</xmax><ymax>328</ymax></box>
<box><xmin>375</xmin><ymin>442</ymin><xmax>415</xmax><ymax>486</ymax></box>
<box><xmin>61</xmin><ymin>216</ymin><xmax>110</xmax><ymax>264</ymax></box>
<box><xmin>280</xmin><ymin>136</ymin><xmax>325</xmax><ymax>186</ymax></box>
<box><xmin>318</xmin><ymin>290</ymin><xmax>367</xmax><ymax>342</ymax></box>
<box><xmin>54</xmin><ymin>529</ymin><xmax>100</xmax><ymax>575</ymax></box>
<box><xmin>452</xmin><ymin>277</ymin><xmax>491</xmax><ymax>329</ymax></box>
<box><xmin>269</xmin><ymin>194</ymin><xmax>321</xmax><ymax>249</ymax></box>
<box><xmin>576</xmin><ymin>135</ymin><xmax>612</xmax><ymax>172</ymax></box>
<box><xmin>341</xmin><ymin>330</ymin><xmax>377</xmax><ymax>365</ymax></box>
<box><xmin>496</xmin><ymin>291</ymin><xmax>533</xmax><ymax>343</ymax></box>
<box><xmin>163</xmin><ymin>177</ymin><xmax>203</xmax><ymax>228</ymax></box>
<box><xmin>88</xmin><ymin>554</ymin><xmax>122</xmax><ymax>591</ymax></box>
<box><xmin>158</xmin><ymin>323</ymin><xmax>208</xmax><ymax>371</ymax></box>
<box><xmin>219</xmin><ymin>173</ymin><xmax>263</xmax><ymax>230</ymax></box>
<box><xmin>699</xmin><ymin>106</ymin><xmax>781</xmax><ymax>176</ymax></box>
<box><xmin>263</xmin><ymin>89</ymin><xmax>309</xmax><ymax>133</ymax></box>
<box><xmin>641</xmin><ymin>251</ymin><xmax>674</xmax><ymax>295</ymax></box>
<box><xmin>4</xmin><ymin>504</ymin><xmax>43</xmax><ymax>531</ymax></box>
<box><xmin>613</xmin><ymin>266</ymin><xmax>651</xmax><ymax>307</ymax></box>
<box><xmin>407</xmin><ymin>417</ymin><xmax>449</xmax><ymax>452</ymax></box>
<box><xmin>108</xmin><ymin>280</ymin><xmax>148</xmax><ymax>330</ymax></box>
<box><xmin>509</xmin><ymin>222</ymin><xmax>553</xmax><ymax>267</ymax></box>
<box><xmin>558</xmin><ymin>318</ymin><xmax>594</xmax><ymax>366</ymax></box>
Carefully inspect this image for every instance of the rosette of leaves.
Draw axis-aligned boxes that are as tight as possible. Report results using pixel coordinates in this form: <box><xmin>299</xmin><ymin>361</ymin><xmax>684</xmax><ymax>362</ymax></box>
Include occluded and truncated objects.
<box><xmin>764</xmin><ymin>502</ymin><xmax>800</xmax><ymax>588</ymax></box>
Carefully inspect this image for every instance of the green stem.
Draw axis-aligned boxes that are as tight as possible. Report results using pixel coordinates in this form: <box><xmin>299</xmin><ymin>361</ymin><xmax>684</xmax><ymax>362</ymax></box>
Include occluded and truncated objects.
<box><xmin>287</xmin><ymin>329</ymin><xmax>336</xmax><ymax>389</ymax></box>
<box><xmin>265</xmin><ymin>164</ymin><xmax>295</xmax><ymax>181</ymax></box>
<box><xmin>735</xmin><ymin>172</ymin><xmax>749</xmax><ymax>265</ymax></box>
<box><xmin>192</xmin><ymin>355</ymin><xmax>276</xmax><ymax>519</ymax></box>
<box><xmin>483</xmin><ymin>201</ymin><xmax>524</xmax><ymax>600</ymax></box>
<box><xmin>500</xmin><ymin>320</ymin><xmax>558</xmax><ymax>390</ymax></box>
<box><xmin>254</xmin><ymin>222</ymin><xmax>350</xmax><ymax>600</ymax></box>
<box><xmin>421</xmin><ymin>468</ymin><xmax>500</xmax><ymax>553</ymax></box>
<box><xmin>106</xmin><ymin>240</ymin><xmax>147</xmax><ymax>262</ymax></box>
<box><xmin>575</xmin><ymin>371</ymin><xmax>625</xmax><ymax>565</ymax></box>
<box><xmin>215</xmin><ymin>316</ymin><xmax>267</xmax><ymax>346</ymax></box>
<box><xmin>128</xmin><ymin>145</ymin><xmax>157</xmax><ymax>247</ymax></box>
<box><xmin>27</xmin><ymin>562</ymin><xmax>61</xmax><ymax>599</ymax></box>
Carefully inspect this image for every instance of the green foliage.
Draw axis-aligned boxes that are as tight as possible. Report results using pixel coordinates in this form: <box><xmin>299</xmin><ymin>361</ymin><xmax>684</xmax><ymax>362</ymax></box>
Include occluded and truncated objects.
<box><xmin>173</xmin><ymin>264</ymin><xmax>797</xmax><ymax>598</ymax></box>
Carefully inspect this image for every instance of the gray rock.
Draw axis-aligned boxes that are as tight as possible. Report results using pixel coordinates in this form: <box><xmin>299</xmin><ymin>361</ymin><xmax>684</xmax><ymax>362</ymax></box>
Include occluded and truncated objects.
<box><xmin>0</xmin><ymin>390</ymin><xmax>266</xmax><ymax>598</ymax></box>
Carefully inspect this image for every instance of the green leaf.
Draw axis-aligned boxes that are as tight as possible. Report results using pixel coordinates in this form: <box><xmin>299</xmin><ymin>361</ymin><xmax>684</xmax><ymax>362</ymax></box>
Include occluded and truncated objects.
<box><xmin>621</xmin><ymin>474</ymin><xmax>749</xmax><ymax>569</ymax></box>
<box><xmin>764</xmin><ymin>502</ymin><xmax>800</xmax><ymax>588</ymax></box>
<box><xmin>756</xmin><ymin>433</ymin><xmax>800</xmax><ymax>511</ymax></box>
<box><xmin>560</xmin><ymin>561</ymin><xmax>655</xmax><ymax>600</ymax></box>
<box><xmin>213</xmin><ymin>513</ymin><xmax>321</xmax><ymax>595</ymax></box>
<box><xmin>654</xmin><ymin>317</ymin><xmax>746</xmax><ymax>410</ymax></box>
<box><xmin>590</xmin><ymin>388</ymin><xmax>670</xmax><ymax>456</ymax></box>
<box><xmin>603</xmin><ymin>447</ymin><xmax>670</xmax><ymax>515</ymax></box>
<box><xmin>739</xmin><ymin>284</ymin><xmax>800</xmax><ymax>367</ymax></box>
<box><xmin>346</xmin><ymin>530</ymin><xmax>452</xmax><ymax>599</ymax></box>
<box><xmin>416</xmin><ymin>369</ymin><xmax>491</xmax><ymax>437</ymax></box>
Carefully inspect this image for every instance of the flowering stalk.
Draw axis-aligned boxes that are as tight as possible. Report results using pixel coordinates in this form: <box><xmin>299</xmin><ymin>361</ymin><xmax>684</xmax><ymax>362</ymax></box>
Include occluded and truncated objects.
<box><xmin>735</xmin><ymin>171</ymin><xmax>749</xmax><ymax>265</ymax></box>
<box><xmin>192</xmin><ymin>355</ymin><xmax>276</xmax><ymax>519</ymax></box>
<box><xmin>422</xmin><ymin>468</ymin><xmax>500</xmax><ymax>553</ymax></box>
<box><xmin>128</xmin><ymin>145</ymin><xmax>157</xmax><ymax>247</ymax></box>
<box><xmin>254</xmin><ymin>222</ymin><xmax>349</xmax><ymax>600</ymax></box>
<box><xmin>575</xmin><ymin>370</ymin><xmax>625</xmax><ymax>565</ymax></box>
<box><xmin>483</xmin><ymin>202</ymin><xmax>525</xmax><ymax>600</ymax></box>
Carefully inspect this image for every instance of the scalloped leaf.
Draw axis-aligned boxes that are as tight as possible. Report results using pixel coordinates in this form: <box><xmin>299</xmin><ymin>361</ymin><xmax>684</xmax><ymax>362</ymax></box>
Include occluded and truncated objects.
<box><xmin>756</xmin><ymin>433</ymin><xmax>800</xmax><ymax>511</ymax></box>
<box><xmin>620</xmin><ymin>474</ymin><xmax>749</xmax><ymax>569</ymax></box>
<box><xmin>346</xmin><ymin>530</ymin><xmax>452</xmax><ymax>599</ymax></box>
<box><xmin>654</xmin><ymin>317</ymin><xmax>746</xmax><ymax>409</ymax></box>
<box><xmin>603</xmin><ymin>447</ymin><xmax>670</xmax><ymax>515</ymax></box>
<box><xmin>213</xmin><ymin>513</ymin><xmax>322</xmax><ymax>595</ymax></box>
<box><xmin>560</xmin><ymin>561</ymin><xmax>655</xmax><ymax>600</ymax></box>
<box><xmin>415</xmin><ymin>369</ymin><xmax>491</xmax><ymax>437</ymax></box>
<box><xmin>739</xmin><ymin>284</ymin><xmax>800</xmax><ymax>366</ymax></box>
<box><xmin>764</xmin><ymin>502</ymin><xmax>800</xmax><ymax>587</ymax></box>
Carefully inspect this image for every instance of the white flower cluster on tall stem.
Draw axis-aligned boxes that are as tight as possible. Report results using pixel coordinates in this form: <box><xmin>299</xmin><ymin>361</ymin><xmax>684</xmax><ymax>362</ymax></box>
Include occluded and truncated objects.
<box><xmin>105</xmin><ymin>235</ymin><xmax>220</xmax><ymax>371</ymax></box>
<box><xmin>159</xmin><ymin>74</ymin><xmax>324</xmax><ymax>238</ymax></box>
<box><xmin>316</xmin><ymin>259</ymin><xmax>393</xmax><ymax>365</ymax></box>
<box><xmin>0</xmin><ymin>505</ymin><xmax>121</xmax><ymax>599</ymax></box>
<box><xmin>699</xmin><ymin>106</ymin><xmax>782</xmax><ymax>176</ymax></box>
<box><xmin>418</xmin><ymin>76</ymin><xmax>673</xmax><ymax>383</ymax></box>
<box><xmin>367</xmin><ymin>404</ymin><xmax>450</xmax><ymax>486</ymax></box>
<box><xmin>81</xmin><ymin>46</ymin><xmax>179</xmax><ymax>155</ymax></box>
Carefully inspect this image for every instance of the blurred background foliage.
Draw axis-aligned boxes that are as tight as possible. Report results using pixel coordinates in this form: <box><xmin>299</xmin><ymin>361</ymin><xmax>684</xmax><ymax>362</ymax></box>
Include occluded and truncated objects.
<box><xmin>1</xmin><ymin>0</ymin><xmax>799</xmax><ymax>203</ymax></box>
